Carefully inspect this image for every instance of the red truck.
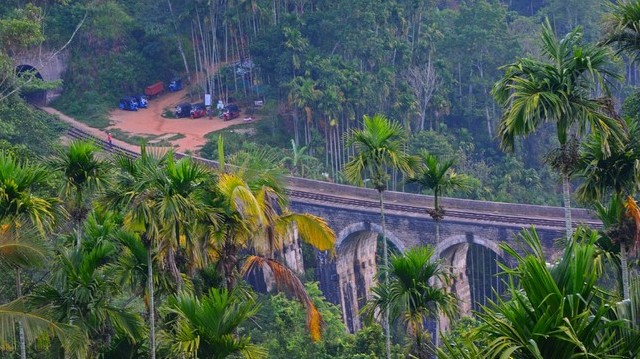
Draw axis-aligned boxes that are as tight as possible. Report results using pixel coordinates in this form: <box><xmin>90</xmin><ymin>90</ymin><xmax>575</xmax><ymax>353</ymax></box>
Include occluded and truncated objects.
<box><xmin>144</xmin><ymin>81</ymin><xmax>164</xmax><ymax>97</ymax></box>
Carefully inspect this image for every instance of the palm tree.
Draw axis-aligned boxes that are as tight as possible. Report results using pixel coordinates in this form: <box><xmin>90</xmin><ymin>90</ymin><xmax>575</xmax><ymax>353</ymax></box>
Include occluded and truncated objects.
<box><xmin>161</xmin><ymin>288</ymin><xmax>265</xmax><ymax>358</ymax></box>
<box><xmin>574</xmin><ymin>115</ymin><xmax>640</xmax><ymax>300</ymax></box>
<box><xmin>492</xmin><ymin>20</ymin><xmax>623</xmax><ymax>239</ymax></box>
<box><xmin>48</xmin><ymin>140</ymin><xmax>111</xmax><ymax>247</ymax></box>
<box><xmin>152</xmin><ymin>152</ymin><xmax>212</xmax><ymax>286</ymax></box>
<box><xmin>0</xmin><ymin>228</ymin><xmax>87</xmax><ymax>357</ymax></box>
<box><xmin>362</xmin><ymin>246</ymin><xmax>457</xmax><ymax>358</ymax></box>
<box><xmin>459</xmin><ymin>227</ymin><xmax>640</xmax><ymax>358</ymax></box>
<box><xmin>102</xmin><ymin>147</ymin><xmax>166</xmax><ymax>359</ymax></box>
<box><xmin>281</xmin><ymin>139</ymin><xmax>316</xmax><ymax>177</ymax></box>
<box><xmin>603</xmin><ymin>0</ymin><xmax>640</xmax><ymax>59</ymax></box>
<box><xmin>209</xmin><ymin>143</ymin><xmax>336</xmax><ymax>341</ymax></box>
<box><xmin>28</xmin><ymin>242</ymin><xmax>146</xmax><ymax>357</ymax></box>
<box><xmin>0</xmin><ymin>152</ymin><xmax>64</xmax><ymax>359</ymax></box>
<box><xmin>407</xmin><ymin>150</ymin><xmax>473</xmax><ymax>243</ymax></box>
<box><xmin>343</xmin><ymin>113</ymin><xmax>417</xmax><ymax>359</ymax></box>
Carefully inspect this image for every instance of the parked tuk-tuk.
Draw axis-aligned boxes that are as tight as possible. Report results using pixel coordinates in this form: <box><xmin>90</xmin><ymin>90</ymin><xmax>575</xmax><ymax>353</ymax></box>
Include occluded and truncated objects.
<box><xmin>175</xmin><ymin>103</ymin><xmax>192</xmax><ymax>118</ymax></box>
<box><xmin>119</xmin><ymin>97</ymin><xmax>138</xmax><ymax>111</ymax></box>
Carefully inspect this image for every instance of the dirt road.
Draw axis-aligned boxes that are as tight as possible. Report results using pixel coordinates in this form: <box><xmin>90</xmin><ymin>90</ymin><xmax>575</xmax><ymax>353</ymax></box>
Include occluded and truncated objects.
<box><xmin>45</xmin><ymin>88</ymin><xmax>256</xmax><ymax>154</ymax></box>
<box><xmin>106</xmin><ymin>89</ymin><xmax>255</xmax><ymax>153</ymax></box>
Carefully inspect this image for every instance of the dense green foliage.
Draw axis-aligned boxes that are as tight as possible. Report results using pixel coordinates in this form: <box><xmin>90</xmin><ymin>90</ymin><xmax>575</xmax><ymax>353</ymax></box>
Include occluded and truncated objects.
<box><xmin>3</xmin><ymin>0</ymin><xmax>628</xmax><ymax>205</ymax></box>
<box><xmin>2</xmin><ymin>0</ymin><xmax>640</xmax><ymax>358</ymax></box>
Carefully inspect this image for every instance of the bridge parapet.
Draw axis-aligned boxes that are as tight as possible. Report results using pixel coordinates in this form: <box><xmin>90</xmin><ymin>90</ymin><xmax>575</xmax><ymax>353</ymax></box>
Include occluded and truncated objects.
<box><xmin>286</xmin><ymin>176</ymin><xmax>599</xmax><ymax>230</ymax></box>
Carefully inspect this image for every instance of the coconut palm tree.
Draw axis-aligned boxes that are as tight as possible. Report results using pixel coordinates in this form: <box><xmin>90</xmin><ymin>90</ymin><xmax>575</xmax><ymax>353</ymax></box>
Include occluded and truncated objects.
<box><xmin>0</xmin><ymin>152</ymin><xmax>65</xmax><ymax>359</ymax></box>
<box><xmin>48</xmin><ymin>140</ymin><xmax>111</xmax><ymax>247</ymax></box>
<box><xmin>208</xmin><ymin>143</ymin><xmax>336</xmax><ymax>341</ymax></box>
<box><xmin>343</xmin><ymin>113</ymin><xmax>417</xmax><ymax>359</ymax></box>
<box><xmin>362</xmin><ymin>246</ymin><xmax>457</xmax><ymax>358</ymax></box>
<box><xmin>407</xmin><ymin>150</ymin><xmax>473</xmax><ymax>243</ymax></box>
<box><xmin>161</xmin><ymin>288</ymin><xmax>265</xmax><ymax>358</ymax></box>
<box><xmin>492</xmin><ymin>20</ymin><xmax>623</xmax><ymax>239</ymax></box>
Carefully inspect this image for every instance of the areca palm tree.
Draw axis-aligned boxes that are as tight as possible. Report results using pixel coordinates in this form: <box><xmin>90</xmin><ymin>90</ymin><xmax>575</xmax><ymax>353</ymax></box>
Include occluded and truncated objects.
<box><xmin>29</xmin><ymin>243</ymin><xmax>146</xmax><ymax>357</ymax></box>
<box><xmin>102</xmin><ymin>147</ymin><xmax>166</xmax><ymax>359</ymax></box>
<box><xmin>344</xmin><ymin>113</ymin><xmax>417</xmax><ymax>359</ymax></box>
<box><xmin>362</xmin><ymin>246</ymin><xmax>457</xmax><ymax>358</ymax></box>
<box><xmin>48</xmin><ymin>140</ymin><xmax>111</xmax><ymax>247</ymax></box>
<box><xmin>152</xmin><ymin>153</ymin><xmax>212</xmax><ymax>286</ymax></box>
<box><xmin>0</xmin><ymin>152</ymin><xmax>64</xmax><ymax>359</ymax></box>
<box><xmin>407</xmin><ymin>151</ymin><xmax>473</xmax><ymax>243</ymax></box>
<box><xmin>492</xmin><ymin>20</ymin><xmax>623</xmax><ymax>239</ymax></box>
<box><xmin>161</xmin><ymin>288</ymin><xmax>265</xmax><ymax>358</ymax></box>
<box><xmin>603</xmin><ymin>0</ymin><xmax>640</xmax><ymax>59</ymax></box>
<box><xmin>440</xmin><ymin>227</ymin><xmax>640</xmax><ymax>358</ymax></box>
<box><xmin>0</xmin><ymin>228</ymin><xmax>87</xmax><ymax>357</ymax></box>
<box><xmin>574</xmin><ymin>115</ymin><xmax>640</xmax><ymax>300</ymax></box>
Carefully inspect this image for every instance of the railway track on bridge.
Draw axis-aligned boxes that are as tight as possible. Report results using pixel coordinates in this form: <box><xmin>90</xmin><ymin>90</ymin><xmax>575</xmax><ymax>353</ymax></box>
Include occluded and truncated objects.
<box><xmin>63</xmin><ymin>125</ymin><xmax>599</xmax><ymax>231</ymax></box>
<box><xmin>285</xmin><ymin>188</ymin><xmax>598</xmax><ymax>229</ymax></box>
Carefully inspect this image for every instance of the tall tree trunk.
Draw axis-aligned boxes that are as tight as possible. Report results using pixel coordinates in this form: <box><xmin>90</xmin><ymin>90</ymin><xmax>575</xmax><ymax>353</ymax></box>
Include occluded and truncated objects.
<box><xmin>16</xmin><ymin>268</ymin><xmax>26</xmax><ymax>359</ymax></box>
<box><xmin>167</xmin><ymin>246</ymin><xmax>182</xmax><ymax>291</ymax></box>
<box><xmin>166</xmin><ymin>0</ymin><xmax>190</xmax><ymax>79</ymax></box>
<box><xmin>621</xmin><ymin>244</ymin><xmax>630</xmax><ymax>300</ymax></box>
<box><xmin>147</xmin><ymin>248</ymin><xmax>156</xmax><ymax>359</ymax></box>
<box><xmin>378</xmin><ymin>190</ymin><xmax>391</xmax><ymax>359</ymax></box>
<box><xmin>562</xmin><ymin>173</ymin><xmax>572</xmax><ymax>239</ymax></box>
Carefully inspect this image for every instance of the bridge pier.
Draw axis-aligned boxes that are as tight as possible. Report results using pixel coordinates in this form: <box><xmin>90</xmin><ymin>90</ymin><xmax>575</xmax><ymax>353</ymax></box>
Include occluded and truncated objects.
<box><xmin>337</xmin><ymin>232</ymin><xmax>377</xmax><ymax>333</ymax></box>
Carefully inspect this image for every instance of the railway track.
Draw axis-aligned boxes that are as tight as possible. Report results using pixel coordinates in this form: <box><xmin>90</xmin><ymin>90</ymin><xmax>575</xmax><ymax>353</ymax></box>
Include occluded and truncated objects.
<box><xmin>65</xmin><ymin>126</ymin><xmax>597</xmax><ymax>231</ymax></box>
<box><xmin>286</xmin><ymin>188</ymin><xmax>598</xmax><ymax>229</ymax></box>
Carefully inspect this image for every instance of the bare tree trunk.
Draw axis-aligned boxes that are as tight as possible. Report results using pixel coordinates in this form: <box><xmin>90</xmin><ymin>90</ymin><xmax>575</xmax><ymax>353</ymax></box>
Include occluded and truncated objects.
<box><xmin>379</xmin><ymin>190</ymin><xmax>391</xmax><ymax>359</ymax></box>
<box><xmin>621</xmin><ymin>244</ymin><xmax>630</xmax><ymax>300</ymax></box>
<box><xmin>147</xmin><ymin>249</ymin><xmax>156</xmax><ymax>359</ymax></box>
<box><xmin>562</xmin><ymin>173</ymin><xmax>572</xmax><ymax>239</ymax></box>
<box><xmin>166</xmin><ymin>0</ymin><xmax>191</xmax><ymax>79</ymax></box>
<box><xmin>16</xmin><ymin>269</ymin><xmax>26</xmax><ymax>359</ymax></box>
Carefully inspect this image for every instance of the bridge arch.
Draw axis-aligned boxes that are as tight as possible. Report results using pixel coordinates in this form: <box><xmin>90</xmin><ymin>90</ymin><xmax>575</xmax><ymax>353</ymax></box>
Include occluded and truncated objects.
<box><xmin>435</xmin><ymin>234</ymin><xmax>503</xmax><ymax>259</ymax></box>
<box><xmin>435</xmin><ymin>233</ymin><xmax>508</xmax><ymax>336</ymax></box>
<box><xmin>334</xmin><ymin>221</ymin><xmax>403</xmax><ymax>333</ymax></box>
<box><xmin>336</xmin><ymin>221</ymin><xmax>405</xmax><ymax>253</ymax></box>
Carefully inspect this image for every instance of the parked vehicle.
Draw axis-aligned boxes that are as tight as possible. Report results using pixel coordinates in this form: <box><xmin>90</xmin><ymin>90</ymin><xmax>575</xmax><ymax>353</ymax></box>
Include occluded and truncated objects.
<box><xmin>175</xmin><ymin>103</ymin><xmax>192</xmax><ymax>118</ymax></box>
<box><xmin>119</xmin><ymin>97</ymin><xmax>138</xmax><ymax>111</ymax></box>
<box><xmin>168</xmin><ymin>79</ymin><xmax>182</xmax><ymax>92</ymax></box>
<box><xmin>145</xmin><ymin>81</ymin><xmax>164</xmax><ymax>97</ymax></box>
<box><xmin>132</xmin><ymin>94</ymin><xmax>148</xmax><ymax>108</ymax></box>
<box><xmin>222</xmin><ymin>104</ymin><xmax>240</xmax><ymax>121</ymax></box>
<box><xmin>190</xmin><ymin>103</ymin><xmax>207</xmax><ymax>119</ymax></box>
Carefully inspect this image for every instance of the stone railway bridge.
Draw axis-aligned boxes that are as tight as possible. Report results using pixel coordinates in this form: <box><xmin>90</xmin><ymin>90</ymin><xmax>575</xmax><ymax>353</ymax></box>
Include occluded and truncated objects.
<box><xmin>64</xmin><ymin>126</ymin><xmax>601</xmax><ymax>334</ymax></box>
<box><xmin>21</xmin><ymin>45</ymin><xmax>602</xmax><ymax>334</ymax></box>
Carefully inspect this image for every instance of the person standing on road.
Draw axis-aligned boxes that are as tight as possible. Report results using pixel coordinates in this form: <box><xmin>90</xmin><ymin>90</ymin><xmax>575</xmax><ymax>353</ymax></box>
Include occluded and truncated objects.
<box><xmin>107</xmin><ymin>132</ymin><xmax>113</xmax><ymax>147</ymax></box>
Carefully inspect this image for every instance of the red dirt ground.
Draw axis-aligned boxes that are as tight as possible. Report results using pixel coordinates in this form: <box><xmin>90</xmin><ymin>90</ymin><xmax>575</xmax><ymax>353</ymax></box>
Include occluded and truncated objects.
<box><xmin>44</xmin><ymin>88</ymin><xmax>257</xmax><ymax>154</ymax></box>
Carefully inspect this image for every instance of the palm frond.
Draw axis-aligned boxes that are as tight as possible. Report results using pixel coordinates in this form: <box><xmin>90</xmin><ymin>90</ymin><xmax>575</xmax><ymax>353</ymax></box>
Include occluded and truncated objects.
<box><xmin>0</xmin><ymin>298</ymin><xmax>88</xmax><ymax>356</ymax></box>
<box><xmin>242</xmin><ymin>256</ymin><xmax>323</xmax><ymax>341</ymax></box>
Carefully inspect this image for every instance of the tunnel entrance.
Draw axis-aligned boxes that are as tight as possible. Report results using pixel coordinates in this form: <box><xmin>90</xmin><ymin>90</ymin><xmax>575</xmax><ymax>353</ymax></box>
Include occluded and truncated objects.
<box><xmin>15</xmin><ymin>64</ymin><xmax>47</xmax><ymax>105</ymax></box>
